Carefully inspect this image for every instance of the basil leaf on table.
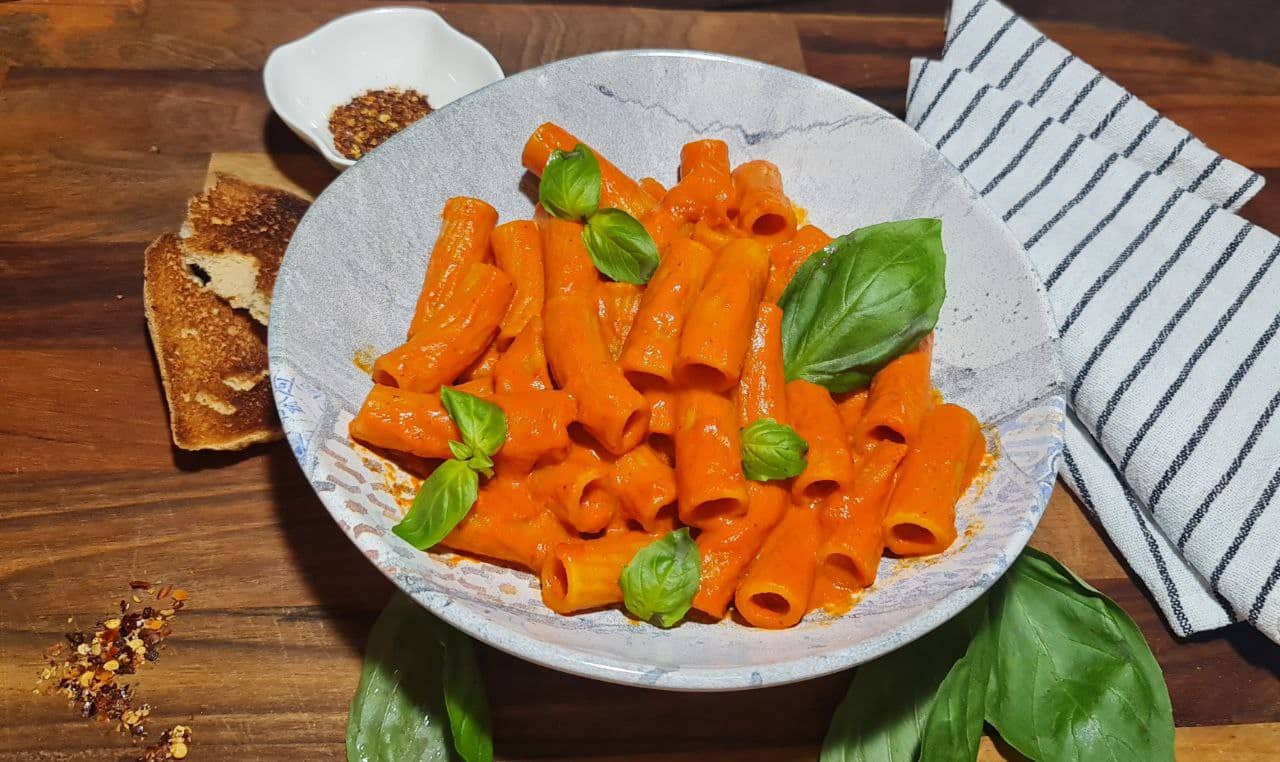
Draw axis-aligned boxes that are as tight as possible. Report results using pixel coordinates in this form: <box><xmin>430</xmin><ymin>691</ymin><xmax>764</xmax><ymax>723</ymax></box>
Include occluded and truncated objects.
<box><xmin>440</xmin><ymin>386</ymin><xmax>507</xmax><ymax>459</ymax></box>
<box><xmin>347</xmin><ymin>593</ymin><xmax>493</xmax><ymax>762</ymax></box>
<box><xmin>740</xmin><ymin>418</ymin><xmax>809</xmax><ymax>481</ymax></box>
<box><xmin>619</xmin><ymin>528</ymin><xmax>701</xmax><ymax>627</ymax></box>
<box><xmin>392</xmin><ymin>459</ymin><xmax>480</xmax><ymax>550</ymax></box>
<box><xmin>820</xmin><ymin>598</ymin><xmax>986</xmax><ymax>762</ymax></box>
<box><xmin>347</xmin><ymin>594</ymin><xmax>452</xmax><ymax>762</ymax></box>
<box><xmin>539</xmin><ymin>144</ymin><xmax>601</xmax><ymax>221</ymax></box>
<box><xmin>435</xmin><ymin>618</ymin><xmax>494</xmax><ymax>762</ymax></box>
<box><xmin>779</xmin><ymin>218</ymin><xmax>945</xmax><ymax>393</ymax></box>
<box><xmin>583</xmin><ymin>208</ymin><xmax>661</xmax><ymax>285</ymax></box>
<box><xmin>985</xmin><ymin>548</ymin><xmax>1174</xmax><ymax>762</ymax></box>
<box><xmin>918</xmin><ymin>599</ymin><xmax>995</xmax><ymax>762</ymax></box>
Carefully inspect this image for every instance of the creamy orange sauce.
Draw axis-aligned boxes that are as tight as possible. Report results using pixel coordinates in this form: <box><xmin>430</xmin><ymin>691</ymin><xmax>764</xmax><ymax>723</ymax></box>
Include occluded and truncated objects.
<box><xmin>353</xmin><ymin>344</ymin><xmax>378</xmax><ymax>374</ymax></box>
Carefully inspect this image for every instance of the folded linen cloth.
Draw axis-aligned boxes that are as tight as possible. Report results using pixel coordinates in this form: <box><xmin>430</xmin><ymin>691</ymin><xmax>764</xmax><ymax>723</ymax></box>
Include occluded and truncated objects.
<box><xmin>907</xmin><ymin>0</ymin><xmax>1279</xmax><ymax>641</ymax></box>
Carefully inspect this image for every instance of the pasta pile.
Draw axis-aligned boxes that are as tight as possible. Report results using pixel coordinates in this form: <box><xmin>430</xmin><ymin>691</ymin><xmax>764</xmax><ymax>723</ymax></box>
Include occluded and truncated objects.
<box><xmin>349</xmin><ymin>123</ymin><xmax>986</xmax><ymax>628</ymax></box>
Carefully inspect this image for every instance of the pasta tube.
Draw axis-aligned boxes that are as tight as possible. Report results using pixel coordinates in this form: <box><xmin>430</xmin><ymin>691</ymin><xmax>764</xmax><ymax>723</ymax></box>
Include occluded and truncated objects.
<box><xmin>612</xmin><ymin>442</ymin><xmax>678</xmax><ymax>531</ymax></box>
<box><xmin>674</xmin><ymin>388</ymin><xmax>750</xmax><ymax>526</ymax></box>
<box><xmin>373</xmin><ymin>263</ymin><xmax>514</xmax><ymax>393</ymax></box>
<box><xmin>521</xmin><ymin>122</ymin><xmax>657</xmax><ymax>217</ymax></box>
<box><xmin>852</xmin><ymin>335</ymin><xmax>935</xmax><ymax>453</ymax></box>
<box><xmin>541</xmin><ymin>217</ymin><xmax>650</xmax><ymax>454</ymax></box>
<box><xmin>735</xmin><ymin>303</ymin><xmax>788</xmax><ymax>426</ymax></box>
<box><xmin>816</xmin><ymin>440</ymin><xmax>909</xmax><ymax>589</ymax></box>
<box><xmin>597</xmin><ymin>281</ymin><xmax>644</xmax><ymax>361</ymax></box>
<box><xmin>529</xmin><ymin>443</ymin><xmax>618</xmax><ymax>534</ymax></box>
<box><xmin>619</xmin><ymin>238</ymin><xmax>715</xmax><ymax>385</ymax></box>
<box><xmin>409</xmin><ymin>197</ymin><xmax>498</xmax><ymax>336</ymax></box>
<box><xmin>732</xmin><ymin>160</ymin><xmax>796</xmax><ymax>243</ymax></box>
<box><xmin>763</xmin><ymin>225</ymin><xmax>833</xmax><ymax>304</ymax></box>
<box><xmin>492</xmin><ymin>318</ymin><xmax>551</xmax><ymax>394</ymax></box>
<box><xmin>491</xmin><ymin>220</ymin><xmax>544</xmax><ymax>344</ymax></box>
<box><xmin>540</xmin><ymin>531</ymin><xmax>654</xmax><ymax>614</ymax></box>
<box><xmin>786</xmin><ymin>380</ymin><xmax>856</xmax><ymax>501</ymax></box>
<box><xmin>675</xmin><ymin>238</ymin><xmax>769</xmax><ymax>390</ymax></box>
<box><xmin>734</xmin><ymin>503</ymin><xmax>821</xmax><ymax>629</ymax></box>
<box><xmin>692</xmin><ymin>482</ymin><xmax>788</xmax><ymax>619</ymax></box>
<box><xmin>442</xmin><ymin>478</ymin><xmax>569</xmax><ymax>571</ymax></box>
<box><xmin>882</xmin><ymin>403</ymin><xmax>985</xmax><ymax>557</ymax></box>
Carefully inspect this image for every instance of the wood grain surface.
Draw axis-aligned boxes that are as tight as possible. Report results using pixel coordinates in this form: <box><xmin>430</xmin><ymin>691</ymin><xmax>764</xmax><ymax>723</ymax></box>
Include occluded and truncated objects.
<box><xmin>2</xmin><ymin>2</ymin><xmax>1278</xmax><ymax>760</ymax></box>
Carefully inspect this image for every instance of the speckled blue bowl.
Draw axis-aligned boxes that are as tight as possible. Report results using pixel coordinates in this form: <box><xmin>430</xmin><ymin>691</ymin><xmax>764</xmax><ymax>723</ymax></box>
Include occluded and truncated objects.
<box><xmin>269</xmin><ymin>50</ymin><xmax>1064</xmax><ymax>691</ymax></box>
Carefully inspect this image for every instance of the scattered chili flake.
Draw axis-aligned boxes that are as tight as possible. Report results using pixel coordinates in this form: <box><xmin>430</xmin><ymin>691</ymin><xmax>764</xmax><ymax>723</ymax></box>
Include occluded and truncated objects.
<box><xmin>329</xmin><ymin>88</ymin><xmax>432</xmax><ymax>160</ymax></box>
<box><xmin>36</xmin><ymin>584</ymin><xmax>191</xmax><ymax>749</ymax></box>
<box><xmin>137</xmin><ymin>724</ymin><xmax>193</xmax><ymax>761</ymax></box>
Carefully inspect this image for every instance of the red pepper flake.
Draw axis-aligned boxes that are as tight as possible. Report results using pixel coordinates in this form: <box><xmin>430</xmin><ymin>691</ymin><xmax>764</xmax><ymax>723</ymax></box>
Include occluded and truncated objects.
<box><xmin>329</xmin><ymin>88</ymin><xmax>432</xmax><ymax>160</ymax></box>
<box><xmin>36</xmin><ymin>583</ymin><xmax>192</xmax><ymax>752</ymax></box>
<box><xmin>137</xmin><ymin>724</ymin><xmax>192</xmax><ymax>761</ymax></box>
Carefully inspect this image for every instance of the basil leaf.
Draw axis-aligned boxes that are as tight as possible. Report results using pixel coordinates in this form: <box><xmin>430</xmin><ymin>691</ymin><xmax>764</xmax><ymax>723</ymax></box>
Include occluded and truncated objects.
<box><xmin>740</xmin><ymin>418</ymin><xmax>809</xmax><ymax>481</ymax></box>
<box><xmin>464</xmin><ymin>452</ymin><xmax>495</xmax><ymax>479</ymax></box>
<box><xmin>619</xmin><ymin>528</ymin><xmax>700</xmax><ymax>628</ymax></box>
<box><xmin>985</xmin><ymin>548</ymin><xmax>1174</xmax><ymax>761</ymax></box>
<box><xmin>448</xmin><ymin>440</ymin><xmax>473</xmax><ymax>461</ymax></box>
<box><xmin>539</xmin><ymin>144</ymin><xmax>601</xmax><ymax>221</ymax></box>
<box><xmin>583</xmin><ymin>208</ymin><xmax>660</xmax><ymax>285</ymax></box>
<box><xmin>918</xmin><ymin>598</ymin><xmax>994</xmax><ymax>762</ymax></box>
<box><xmin>780</xmin><ymin>219</ymin><xmax>945</xmax><ymax>393</ymax></box>
<box><xmin>347</xmin><ymin>593</ymin><xmax>493</xmax><ymax>762</ymax></box>
<box><xmin>435</xmin><ymin>617</ymin><xmax>494</xmax><ymax>762</ymax></box>
<box><xmin>392</xmin><ymin>459</ymin><xmax>480</xmax><ymax>550</ymax></box>
<box><xmin>346</xmin><ymin>594</ymin><xmax>453</xmax><ymax>762</ymax></box>
<box><xmin>820</xmin><ymin>599</ymin><xmax>985</xmax><ymax>762</ymax></box>
<box><xmin>441</xmin><ymin>386</ymin><xmax>507</xmax><ymax>459</ymax></box>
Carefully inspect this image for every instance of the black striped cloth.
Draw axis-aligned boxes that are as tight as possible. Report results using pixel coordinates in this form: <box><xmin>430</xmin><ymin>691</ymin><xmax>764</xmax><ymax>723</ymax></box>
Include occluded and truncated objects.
<box><xmin>907</xmin><ymin>0</ymin><xmax>1279</xmax><ymax>641</ymax></box>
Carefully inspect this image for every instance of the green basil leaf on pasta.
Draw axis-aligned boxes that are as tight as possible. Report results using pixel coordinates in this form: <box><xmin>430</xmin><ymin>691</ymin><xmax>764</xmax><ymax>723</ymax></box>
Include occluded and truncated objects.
<box><xmin>539</xmin><ymin>144</ymin><xmax>601</xmax><ymax>221</ymax></box>
<box><xmin>448</xmin><ymin>440</ymin><xmax>473</xmax><ymax>461</ymax></box>
<box><xmin>984</xmin><ymin>548</ymin><xmax>1174</xmax><ymax>761</ymax></box>
<box><xmin>619</xmin><ymin>528</ymin><xmax>701</xmax><ymax>628</ymax></box>
<box><xmin>392</xmin><ymin>459</ymin><xmax>480</xmax><ymax>550</ymax></box>
<box><xmin>780</xmin><ymin>218</ymin><xmax>945</xmax><ymax>393</ymax></box>
<box><xmin>740</xmin><ymin>418</ymin><xmax>809</xmax><ymax>481</ymax></box>
<box><xmin>583</xmin><ymin>208</ymin><xmax>661</xmax><ymax>285</ymax></box>
<box><xmin>347</xmin><ymin>593</ymin><xmax>492</xmax><ymax>762</ymax></box>
<box><xmin>441</xmin><ymin>386</ymin><xmax>507</xmax><ymax>459</ymax></box>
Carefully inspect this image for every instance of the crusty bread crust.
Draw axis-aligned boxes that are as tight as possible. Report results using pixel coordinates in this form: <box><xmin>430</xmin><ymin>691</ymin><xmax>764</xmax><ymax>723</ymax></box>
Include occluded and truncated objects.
<box><xmin>178</xmin><ymin>174</ymin><xmax>309</xmax><ymax>325</ymax></box>
<box><xmin>143</xmin><ymin>234</ymin><xmax>281</xmax><ymax>450</ymax></box>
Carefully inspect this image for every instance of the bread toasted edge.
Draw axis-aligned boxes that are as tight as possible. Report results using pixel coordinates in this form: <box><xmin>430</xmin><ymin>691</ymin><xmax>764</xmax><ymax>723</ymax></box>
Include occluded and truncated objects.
<box><xmin>143</xmin><ymin>233</ymin><xmax>282</xmax><ymax>451</ymax></box>
<box><xmin>178</xmin><ymin>173</ymin><xmax>309</xmax><ymax>326</ymax></box>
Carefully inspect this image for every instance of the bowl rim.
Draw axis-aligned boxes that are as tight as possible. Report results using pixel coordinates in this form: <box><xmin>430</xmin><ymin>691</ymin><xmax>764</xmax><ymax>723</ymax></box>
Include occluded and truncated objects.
<box><xmin>269</xmin><ymin>47</ymin><xmax>1065</xmax><ymax>691</ymax></box>
<box><xmin>262</xmin><ymin>5</ymin><xmax>504</xmax><ymax>169</ymax></box>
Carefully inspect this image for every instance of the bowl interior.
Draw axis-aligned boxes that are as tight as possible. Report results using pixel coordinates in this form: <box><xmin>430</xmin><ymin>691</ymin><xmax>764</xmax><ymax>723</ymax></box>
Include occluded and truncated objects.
<box><xmin>269</xmin><ymin>50</ymin><xmax>1064</xmax><ymax>690</ymax></box>
<box><xmin>264</xmin><ymin>7</ymin><xmax>503</xmax><ymax>165</ymax></box>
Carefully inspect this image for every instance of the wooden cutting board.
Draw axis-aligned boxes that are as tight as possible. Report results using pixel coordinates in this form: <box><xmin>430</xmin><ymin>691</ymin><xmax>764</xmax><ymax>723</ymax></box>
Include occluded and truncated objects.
<box><xmin>2</xmin><ymin>2</ymin><xmax>1278</xmax><ymax>760</ymax></box>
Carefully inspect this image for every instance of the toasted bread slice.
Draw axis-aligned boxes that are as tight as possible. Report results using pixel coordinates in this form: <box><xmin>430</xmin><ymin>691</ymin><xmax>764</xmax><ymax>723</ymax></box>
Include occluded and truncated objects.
<box><xmin>179</xmin><ymin>174</ymin><xmax>309</xmax><ymax>324</ymax></box>
<box><xmin>144</xmin><ymin>234</ymin><xmax>281</xmax><ymax>450</ymax></box>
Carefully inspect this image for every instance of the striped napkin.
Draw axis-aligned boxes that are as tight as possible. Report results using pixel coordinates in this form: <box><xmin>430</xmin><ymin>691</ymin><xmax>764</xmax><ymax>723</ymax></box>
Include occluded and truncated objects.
<box><xmin>906</xmin><ymin>0</ymin><xmax>1280</xmax><ymax>641</ymax></box>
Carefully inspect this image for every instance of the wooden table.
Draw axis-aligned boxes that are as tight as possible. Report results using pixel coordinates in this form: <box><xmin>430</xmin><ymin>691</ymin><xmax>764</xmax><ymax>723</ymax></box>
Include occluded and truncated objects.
<box><xmin>2</xmin><ymin>2</ymin><xmax>1278</xmax><ymax>759</ymax></box>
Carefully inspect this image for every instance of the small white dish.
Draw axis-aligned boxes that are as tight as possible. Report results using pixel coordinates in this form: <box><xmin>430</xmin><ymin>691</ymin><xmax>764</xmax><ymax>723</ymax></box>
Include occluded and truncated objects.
<box><xmin>263</xmin><ymin>7</ymin><xmax>504</xmax><ymax>170</ymax></box>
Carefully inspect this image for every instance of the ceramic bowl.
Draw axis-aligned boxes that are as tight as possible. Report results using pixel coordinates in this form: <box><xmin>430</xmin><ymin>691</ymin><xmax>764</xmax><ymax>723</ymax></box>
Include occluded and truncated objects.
<box><xmin>263</xmin><ymin>7</ymin><xmax>504</xmax><ymax>170</ymax></box>
<box><xmin>269</xmin><ymin>50</ymin><xmax>1064</xmax><ymax>691</ymax></box>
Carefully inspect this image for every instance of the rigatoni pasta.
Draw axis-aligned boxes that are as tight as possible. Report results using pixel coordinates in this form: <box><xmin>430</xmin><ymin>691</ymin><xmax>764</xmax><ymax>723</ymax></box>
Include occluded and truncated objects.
<box><xmin>348</xmin><ymin>125</ymin><xmax>985</xmax><ymax>629</ymax></box>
